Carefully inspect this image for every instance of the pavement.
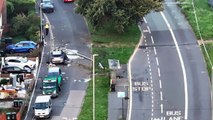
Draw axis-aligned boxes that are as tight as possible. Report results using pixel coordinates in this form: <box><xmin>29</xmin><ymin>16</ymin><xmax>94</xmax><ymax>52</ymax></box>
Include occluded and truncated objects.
<box><xmin>108</xmin><ymin>64</ymin><xmax>129</xmax><ymax>120</ymax></box>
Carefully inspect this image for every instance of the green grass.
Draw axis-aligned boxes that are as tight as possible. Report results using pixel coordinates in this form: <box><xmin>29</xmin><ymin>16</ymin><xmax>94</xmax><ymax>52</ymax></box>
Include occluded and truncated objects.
<box><xmin>78</xmin><ymin>23</ymin><xmax>140</xmax><ymax>120</ymax></box>
<box><xmin>201</xmin><ymin>43</ymin><xmax>213</xmax><ymax>76</ymax></box>
<box><xmin>177</xmin><ymin>0</ymin><xmax>213</xmax><ymax>39</ymax></box>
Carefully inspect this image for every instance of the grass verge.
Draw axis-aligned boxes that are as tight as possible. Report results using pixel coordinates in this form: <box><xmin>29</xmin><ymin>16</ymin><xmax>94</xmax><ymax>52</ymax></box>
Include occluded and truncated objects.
<box><xmin>177</xmin><ymin>0</ymin><xmax>213</xmax><ymax>39</ymax></box>
<box><xmin>201</xmin><ymin>43</ymin><xmax>213</xmax><ymax>76</ymax></box>
<box><xmin>78</xmin><ymin>23</ymin><xmax>140</xmax><ymax>120</ymax></box>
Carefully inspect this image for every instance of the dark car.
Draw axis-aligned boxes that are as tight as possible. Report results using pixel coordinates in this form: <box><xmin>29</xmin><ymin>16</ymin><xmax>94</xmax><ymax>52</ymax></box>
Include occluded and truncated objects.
<box><xmin>6</xmin><ymin>41</ymin><xmax>37</xmax><ymax>54</ymax></box>
<box><xmin>1</xmin><ymin>66</ymin><xmax>32</xmax><ymax>74</ymax></box>
<box><xmin>49</xmin><ymin>50</ymin><xmax>67</xmax><ymax>64</ymax></box>
<box><xmin>41</xmin><ymin>0</ymin><xmax>54</xmax><ymax>13</ymax></box>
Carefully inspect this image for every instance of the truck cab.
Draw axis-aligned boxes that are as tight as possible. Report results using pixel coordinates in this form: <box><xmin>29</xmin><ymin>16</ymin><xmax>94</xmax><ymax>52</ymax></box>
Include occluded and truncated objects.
<box><xmin>33</xmin><ymin>95</ymin><xmax>52</xmax><ymax>119</ymax></box>
<box><xmin>42</xmin><ymin>66</ymin><xmax>62</xmax><ymax>97</ymax></box>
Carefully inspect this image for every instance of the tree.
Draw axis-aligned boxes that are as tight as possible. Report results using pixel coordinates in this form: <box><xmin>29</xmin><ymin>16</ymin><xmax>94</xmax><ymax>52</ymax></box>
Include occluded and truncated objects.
<box><xmin>76</xmin><ymin>0</ymin><xmax>164</xmax><ymax>32</ymax></box>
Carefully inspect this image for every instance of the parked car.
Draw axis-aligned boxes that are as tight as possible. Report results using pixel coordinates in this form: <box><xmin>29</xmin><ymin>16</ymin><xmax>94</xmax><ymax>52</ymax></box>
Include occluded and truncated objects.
<box><xmin>5</xmin><ymin>57</ymin><xmax>36</xmax><ymax>70</ymax></box>
<box><xmin>6</xmin><ymin>41</ymin><xmax>37</xmax><ymax>54</ymax></box>
<box><xmin>49</xmin><ymin>50</ymin><xmax>67</xmax><ymax>64</ymax></box>
<box><xmin>64</xmin><ymin>0</ymin><xmax>74</xmax><ymax>3</ymax></box>
<box><xmin>41</xmin><ymin>0</ymin><xmax>54</xmax><ymax>13</ymax></box>
<box><xmin>1</xmin><ymin>66</ymin><xmax>31</xmax><ymax>74</ymax></box>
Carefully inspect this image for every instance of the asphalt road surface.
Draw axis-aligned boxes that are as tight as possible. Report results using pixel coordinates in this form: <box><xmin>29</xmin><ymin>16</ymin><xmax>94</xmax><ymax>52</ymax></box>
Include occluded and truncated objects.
<box><xmin>129</xmin><ymin>1</ymin><xmax>211</xmax><ymax>120</ymax></box>
<box><xmin>25</xmin><ymin>0</ymin><xmax>91</xmax><ymax>120</ymax></box>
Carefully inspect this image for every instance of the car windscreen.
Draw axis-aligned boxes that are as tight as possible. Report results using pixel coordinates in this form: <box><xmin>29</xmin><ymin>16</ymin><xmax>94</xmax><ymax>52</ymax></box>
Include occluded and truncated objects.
<box><xmin>34</xmin><ymin>102</ymin><xmax>48</xmax><ymax>109</ymax></box>
<box><xmin>48</xmin><ymin>72</ymin><xmax>59</xmax><ymax>77</ymax></box>
<box><xmin>43</xmin><ymin>82</ymin><xmax>56</xmax><ymax>87</ymax></box>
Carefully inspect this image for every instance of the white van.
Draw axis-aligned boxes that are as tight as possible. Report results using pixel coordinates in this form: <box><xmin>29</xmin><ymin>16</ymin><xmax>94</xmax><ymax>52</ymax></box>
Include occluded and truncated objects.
<box><xmin>33</xmin><ymin>95</ymin><xmax>52</xmax><ymax>119</ymax></box>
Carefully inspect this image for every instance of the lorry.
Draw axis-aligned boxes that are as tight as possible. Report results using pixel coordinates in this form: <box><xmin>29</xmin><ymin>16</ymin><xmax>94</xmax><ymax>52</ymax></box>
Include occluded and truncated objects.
<box><xmin>41</xmin><ymin>66</ymin><xmax>62</xmax><ymax>97</ymax></box>
<box><xmin>33</xmin><ymin>95</ymin><xmax>52</xmax><ymax>119</ymax></box>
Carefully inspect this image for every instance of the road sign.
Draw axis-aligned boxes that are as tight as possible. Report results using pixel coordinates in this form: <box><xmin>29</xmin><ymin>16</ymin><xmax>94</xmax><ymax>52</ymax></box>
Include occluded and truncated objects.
<box><xmin>108</xmin><ymin>59</ymin><xmax>121</xmax><ymax>70</ymax></box>
<box><xmin>117</xmin><ymin>92</ymin><xmax>125</xmax><ymax>98</ymax></box>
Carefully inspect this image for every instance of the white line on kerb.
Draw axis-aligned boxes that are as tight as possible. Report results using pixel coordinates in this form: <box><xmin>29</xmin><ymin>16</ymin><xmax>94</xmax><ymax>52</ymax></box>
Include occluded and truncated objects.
<box><xmin>158</xmin><ymin>68</ymin><xmax>161</xmax><ymax>77</ymax></box>
<box><xmin>160</xmin><ymin>12</ymin><xmax>188</xmax><ymax>119</ymax></box>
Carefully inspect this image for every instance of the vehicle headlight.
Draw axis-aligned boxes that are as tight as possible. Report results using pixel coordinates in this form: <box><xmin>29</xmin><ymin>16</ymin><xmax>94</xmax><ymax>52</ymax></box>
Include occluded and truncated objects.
<box><xmin>53</xmin><ymin>90</ymin><xmax>56</xmax><ymax>94</ymax></box>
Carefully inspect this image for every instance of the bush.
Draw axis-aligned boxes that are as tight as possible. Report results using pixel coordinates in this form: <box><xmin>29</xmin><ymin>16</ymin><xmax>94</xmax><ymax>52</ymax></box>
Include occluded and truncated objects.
<box><xmin>7</xmin><ymin>0</ymin><xmax>35</xmax><ymax>20</ymax></box>
<box><xmin>10</xmin><ymin>13</ymin><xmax>40</xmax><ymax>42</ymax></box>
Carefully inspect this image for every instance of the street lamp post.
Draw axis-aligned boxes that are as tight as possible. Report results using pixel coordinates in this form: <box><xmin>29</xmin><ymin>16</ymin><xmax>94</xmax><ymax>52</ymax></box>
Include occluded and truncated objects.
<box><xmin>92</xmin><ymin>54</ymin><xmax>98</xmax><ymax>120</ymax></box>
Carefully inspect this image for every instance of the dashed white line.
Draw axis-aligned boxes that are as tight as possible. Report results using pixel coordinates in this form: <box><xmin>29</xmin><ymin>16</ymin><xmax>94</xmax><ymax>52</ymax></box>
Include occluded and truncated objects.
<box><xmin>148</xmin><ymin>64</ymin><xmax>151</xmax><ymax>68</ymax></box>
<box><xmin>160</xmin><ymin>91</ymin><xmax>163</xmax><ymax>101</ymax></box>
<box><xmin>156</xmin><ymin>57</ymin><xmax>159</xmax><ymax>66</ymax></box>
<box><xmin>143</xmin><ymin>17</ymin><xmax>147</xmax><ymax>23</ymax></box>
<box><xmin>154</xmin><ymin>47</ymin><xmax>157</xmax><ymax>55</ymax></box>
<box><xmin>148</xmin><ymin>60</ymin><xmax>150</xmax><ymax>64</ymax></box>
<box><xmin>147</xmin><ymin>26</ymin><xmax>151</xmax><ymax>33</ymax></box>
<box><xmin>151</xmin><ymin>36</ymin><xmax>154</xmax><ymax>44</ymax></box>
<box><xmin>160</xmin><ymin>104</ymin><xmax>163</xmax><ymax>113</ymax></box>
<box><xmin>150</xmin><ymin>76</ymin><xmax>152</xmax><ymax>80</ymax></box>
<box><xmin>158</xmin><ymin>68</ymin><xmax>161</xmax><ymax>77</ymax></box>
<box><xmin>159</xmin><ymin>80</ymin><xmax>162</xmax><ymax>89</ymax></box>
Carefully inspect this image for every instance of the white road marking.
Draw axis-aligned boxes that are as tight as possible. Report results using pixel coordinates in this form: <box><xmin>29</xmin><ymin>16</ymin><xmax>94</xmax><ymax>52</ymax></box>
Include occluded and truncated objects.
<box><xmin>158</xmin><ymin>68</ymin><xmax>161</xmax><ymax>77</ymax></box>
<box><xmin>160</xmin><ymin>104</ymin><xmax>163</xmax><ymax>113</ymax></box>
<box><xmin>150</xmin><ymin>76</ymin><xmax>152</xmax><ymax>80</ymax></box>
<box><xmin>154</xmin><ymin>47</ymin><xmax>157</xmax><ymax>55</ymax></box>
<box><xmin>156</xmin><ymin>57</ymin><xmax>159</xmax><ymax>66</ymax></box>
<box><xmin>145</xmin><ymin>43</ymin><xmax>147</xmax><ymax>46</ymax></box>
<box><xmin>147</xmin><ymin>26</ymin><xmax>151</xmax><ymax>33</ymax></box>
<box><xmin>151</xmin><ymin>36</ymin><xmax>154</xmax><ymax>44</ymax></box>
<box><xmin>148</xmin><ymin>64</ymin><xmax>151</xmax><ymax>68</ymax></box>
<box><xmin>143</xmin><ymin>17</ymin><xmax>147</xmax><ymax>23</ymax></box>
<box><xmin>73</xmin><ymin>80</ymin><xmax>77</xmax><ymax>82</ymax></box>
<box><xmin>159</xmin><ymin>80</ymin><xmax>162</xmax><ymax>89</ymax></box>
<box><xmin>148</xmin><ymin>60</ymin><xmax>150</xmax><ymax>64</ymax></box>
<box><xmin>161</xmin><ymin>12</ymin><xmax>188</xmax><ymax>119</ymax></box>
<box><xmin>160</xmin><ymin>91</ymin><xmax>163</xmax><ymax>101</ymax></box>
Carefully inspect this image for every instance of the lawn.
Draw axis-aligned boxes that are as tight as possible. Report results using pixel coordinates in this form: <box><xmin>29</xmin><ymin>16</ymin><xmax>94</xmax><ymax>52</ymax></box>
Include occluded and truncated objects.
<box><xmin>177</xmin><ymin>0</ymin><xmax>213</xmax><ymax>39</ymax></box>
<box><xmin>78</xmin><ymin>23</ymin><xmax>140</xmax><ymax>120</ymax></box>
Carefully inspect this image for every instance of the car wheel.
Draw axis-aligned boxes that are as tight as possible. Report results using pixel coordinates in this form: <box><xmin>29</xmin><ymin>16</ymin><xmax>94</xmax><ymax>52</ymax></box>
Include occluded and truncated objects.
<box><xmin>24</xmin><ymin>66</ymin><xmax>31</xmax><ymax>73</ymax></box>
<box><xmin>28</xmin><ymin>49</ymin><xmax>33</xmax><ymax>53</ymax></box>
<box><xmin>9</xmin><ymin>50</ymin><xmax>14</xmax><ymax>54</ymax></box>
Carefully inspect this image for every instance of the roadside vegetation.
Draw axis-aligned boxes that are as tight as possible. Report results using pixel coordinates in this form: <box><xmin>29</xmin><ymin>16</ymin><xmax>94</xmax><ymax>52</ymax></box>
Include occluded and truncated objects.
<box><xmin>78</xmin><ymin>22</ymin><xmax>140</xmax><ymax>120</ymax></box>
<box><xmin>6</xmin><ymin>0</ymin><xmax>40</xmax><ymax>42</ymax></box>
<box><xmin>177</xmin><ymin>0</ymin><xmax>213</xmax><ymax>75</ymax></box>
<box><xmin>177</xmin><ymin>0</ymin><xmax>213</xmax><ymax>39</ymax></box>
<box><xmin>76</xmin><ymin>0</ymin><xmax>164</xmax><ymax>119</ymax></box>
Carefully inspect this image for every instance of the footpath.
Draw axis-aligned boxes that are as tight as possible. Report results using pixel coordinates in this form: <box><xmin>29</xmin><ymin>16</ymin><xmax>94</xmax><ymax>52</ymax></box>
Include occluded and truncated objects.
<box><xmin>108</xmin><ymin>64</ymin><xmax>129</xmax><ymax>120</ymax></box>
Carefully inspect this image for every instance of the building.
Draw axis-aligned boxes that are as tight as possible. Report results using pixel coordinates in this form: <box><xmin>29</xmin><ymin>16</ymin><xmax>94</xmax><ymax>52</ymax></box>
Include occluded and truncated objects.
<box><xmin>0</xmin><ymin>0</ymin><xmax>7</xmax><ymax>38</ymax></box>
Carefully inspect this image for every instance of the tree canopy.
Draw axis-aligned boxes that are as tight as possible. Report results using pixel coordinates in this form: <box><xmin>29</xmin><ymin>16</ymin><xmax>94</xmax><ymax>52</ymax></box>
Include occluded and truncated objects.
<box><xmin>76</xmin><ymin>0</ymin><xmax>164</xmax><ymax>32</ymax></box>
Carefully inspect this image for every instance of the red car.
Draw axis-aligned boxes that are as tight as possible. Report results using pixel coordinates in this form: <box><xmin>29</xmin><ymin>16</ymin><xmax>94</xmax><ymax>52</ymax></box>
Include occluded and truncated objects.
<box><xmin>64</xmin><ymin>0</ymin><xmax>74</xmax><ymax>3</ymax></box>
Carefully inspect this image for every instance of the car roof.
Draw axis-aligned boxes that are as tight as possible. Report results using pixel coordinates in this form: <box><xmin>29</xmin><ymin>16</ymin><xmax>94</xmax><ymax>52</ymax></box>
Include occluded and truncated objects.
<box><xmin>35</xmin><ymin>95</ymin><xmax>51</xmax><ymax>103</ymax></box>
<box><xmin>48</xmin><ymin>67</ymin><xmax>60</xmax><ymax>73</ymax></box>
<box><xmin>18</xmin><ymin>41</ymin><xmax>36</xmax><ymax>44</ymax></box>
<box><xmin>52</xmin><ymin>50</ymin><xmax>62</xmax><ymax>55</ymax></box>
<box><xmin>5</xmin><ymin>56</ymin><xmax>26</xmax><ymax>61</ymax></box>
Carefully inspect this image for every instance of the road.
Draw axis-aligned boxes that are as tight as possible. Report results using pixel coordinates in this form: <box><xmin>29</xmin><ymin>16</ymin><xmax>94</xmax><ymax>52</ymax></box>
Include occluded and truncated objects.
<box><xmin>25</xmin><ymin>0</ymin><xmax>91</xmax><ymax>120</ymax></box>
<box><xmin>129</xmin><ymin>1</ymin><xmax>212</xmax><ymax>120</ymax></box>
